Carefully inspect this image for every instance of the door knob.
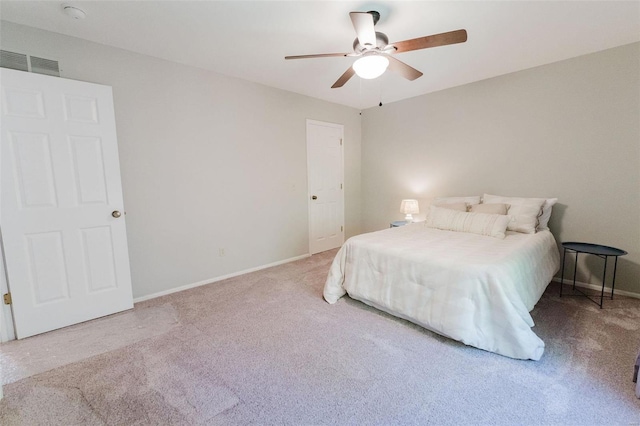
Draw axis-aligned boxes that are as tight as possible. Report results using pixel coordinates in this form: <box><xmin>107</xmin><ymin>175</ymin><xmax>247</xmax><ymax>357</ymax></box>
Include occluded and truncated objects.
<box><xmin>311</xmin><ymin>195</ymin><xmax>317</xmax><ymax>200</ymax></box>
<box><xmin>112</xmin><ymin>210</ymin><xmax>121</xmax><ymax>218</ymax></box>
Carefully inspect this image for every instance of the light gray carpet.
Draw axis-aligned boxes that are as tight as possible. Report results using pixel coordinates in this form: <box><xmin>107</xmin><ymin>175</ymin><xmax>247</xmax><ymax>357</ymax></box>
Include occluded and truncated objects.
<box><xmin>1</xmin><ymin>249</ymin><xmax>639</xmax><ymax>425</ymax></box>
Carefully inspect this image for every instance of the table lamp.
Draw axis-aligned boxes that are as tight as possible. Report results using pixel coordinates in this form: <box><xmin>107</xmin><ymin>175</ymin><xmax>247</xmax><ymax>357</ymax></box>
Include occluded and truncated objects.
<box><xmin>400</xmin><ymin>199</ymin><xmax>419</xmax><ymax>222</ymax></box>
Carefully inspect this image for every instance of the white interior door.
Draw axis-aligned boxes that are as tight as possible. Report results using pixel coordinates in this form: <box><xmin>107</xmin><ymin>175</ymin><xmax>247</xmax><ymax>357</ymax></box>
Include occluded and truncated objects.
<box><xmin>307</xmin><ymin>119</ymin><xmax>344</xmax><ymax>254</ymax></box>
<box><xmin>0</xmin><ymin>68</ymin><xmax>133</xmax><ymax>339</ymax></box>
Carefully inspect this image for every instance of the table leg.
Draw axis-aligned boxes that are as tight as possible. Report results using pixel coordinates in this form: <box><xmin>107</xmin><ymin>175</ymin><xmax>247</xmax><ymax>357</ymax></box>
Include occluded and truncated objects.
<box><xmin>611</xmin><ymin>256</ymin><xmax>619</xmax><ymax>300</ymax></box>
<box><xmin>572</xmin><ymin>252</ymin><xmax>579</xmax><ymax>291</ymax></box>
<box><xmin>600</xmin><ymin>256</ymin><xmax>608</xmax><ymax>309</ymax></box>
<box><xmin>560</xmin><ymin>247</ymin><xmax>567</xmax><ymax>297</ymax></box>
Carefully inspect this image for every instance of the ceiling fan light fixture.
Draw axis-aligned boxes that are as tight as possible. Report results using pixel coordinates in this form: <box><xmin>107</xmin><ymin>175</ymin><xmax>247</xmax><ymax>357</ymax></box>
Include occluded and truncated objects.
<box><xmin>352</xmin><ymin>54</ymin><xmax>389</xmax><ymax>79</ymax></box>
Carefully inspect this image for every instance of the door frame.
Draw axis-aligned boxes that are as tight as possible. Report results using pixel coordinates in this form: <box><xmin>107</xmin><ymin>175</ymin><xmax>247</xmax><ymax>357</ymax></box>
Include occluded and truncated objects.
<box><xmin>0</xmin><ymin>152</ymin><xmax>16</xmax><ymax>341</ymax></box>
<box><xmin>0</xmin><ymin>238</ymin><xmax>16</xmax><ymax>342</ymax></box>
<box><xmin>306</xmin><ymin>119</ymin><xmax>345</xmax><ymax>255</ymax></box>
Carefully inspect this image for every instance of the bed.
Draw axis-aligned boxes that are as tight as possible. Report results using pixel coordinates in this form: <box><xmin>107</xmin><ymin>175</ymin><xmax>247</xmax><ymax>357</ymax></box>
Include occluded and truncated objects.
<box><xmin>323</xmin><ymin>221</ymin><xmax>560</xmax><ymax>360</ymax></box>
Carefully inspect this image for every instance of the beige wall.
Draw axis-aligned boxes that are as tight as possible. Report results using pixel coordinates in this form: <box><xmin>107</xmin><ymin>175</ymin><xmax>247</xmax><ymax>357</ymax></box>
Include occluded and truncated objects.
<box><xmin>362</xmin><ymin>43</ymin><xmax>640</xmax><ymax>294</ymax></box>
<box><xmin>1</xmin><ymin>20</ymin><xmax>637</xmax><ymax>300</ymax></box>
<box><xmin>0</xmin><ymin>21</ymin><xmax>361</xmax><ymax>299</ymax></box>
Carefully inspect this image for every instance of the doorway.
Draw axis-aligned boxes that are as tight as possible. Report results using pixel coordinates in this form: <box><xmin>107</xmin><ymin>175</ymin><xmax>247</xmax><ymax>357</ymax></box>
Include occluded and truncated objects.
<box><xmin>306</xmin><ymin>119</ymin><xmax>344</xmax><ymax>254</ymax></box>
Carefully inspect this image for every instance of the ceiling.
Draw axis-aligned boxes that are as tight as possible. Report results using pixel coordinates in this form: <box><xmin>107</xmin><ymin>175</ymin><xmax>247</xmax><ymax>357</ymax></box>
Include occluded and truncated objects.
<box><xmin>1</xmin><ymin>1</ymin><xmax>639</xmax><ymax>109</ymax></box>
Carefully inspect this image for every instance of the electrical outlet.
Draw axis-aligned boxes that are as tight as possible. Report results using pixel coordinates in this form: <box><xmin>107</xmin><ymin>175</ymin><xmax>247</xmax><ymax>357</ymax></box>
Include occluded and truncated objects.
<box><xmin>219</xmin><ymin>248</ymin><xmax>225</xmax><ymax>257</ymax></box>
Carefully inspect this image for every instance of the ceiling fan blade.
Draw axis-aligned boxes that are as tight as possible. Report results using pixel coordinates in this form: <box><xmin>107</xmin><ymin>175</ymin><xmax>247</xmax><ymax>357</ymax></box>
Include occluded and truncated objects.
<box><xmin>285</xmin><ymin>53</ymin><xmax>350</xmax><ymax>60</ymax></box>
<box><xmin>390</xmin><ymin>29</ymin><xmax>467</xmax><ymax>54</ymax></box>
<box><xmin>349</xmin><ymin>12</ymin><xmax>376</xmax><ymax>48</ymax></box>
<box><xmin>387</xmin><ymin>56</ymin><xmax>423</xmax><ymax>81</ymax></box>
<box><xmin>331</xmin><ymin>67</ymin><xmax>356</xmax><ymax>88</ymax></box>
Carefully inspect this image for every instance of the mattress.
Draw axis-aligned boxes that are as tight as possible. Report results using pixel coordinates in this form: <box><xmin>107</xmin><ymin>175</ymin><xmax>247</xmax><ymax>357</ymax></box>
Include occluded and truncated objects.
<box><xmin>323</xmin><ymin>223</ymin><xmax>560</xmax><ymax>360</ymax></box>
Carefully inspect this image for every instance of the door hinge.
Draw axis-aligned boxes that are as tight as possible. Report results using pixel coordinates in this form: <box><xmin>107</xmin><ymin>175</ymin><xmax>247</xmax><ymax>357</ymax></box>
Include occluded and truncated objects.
<box><xmin>3</xmin><ymin>293</ymin><xmax>12</xmax><ymax>305</ymax></box>
<box><xmin>341</xmin><ymin>226</ymin><xmax>343</xmax><ymax>232</ymax></box>
<box><xmin>340</xmin><ymin>183</ymin><xmax>343</xmax><ymax>189</ymax></box>
<box><xmin>340</xmin><ymin>138</ymin><xmax>343</xmax><ymax>146</ymax></box>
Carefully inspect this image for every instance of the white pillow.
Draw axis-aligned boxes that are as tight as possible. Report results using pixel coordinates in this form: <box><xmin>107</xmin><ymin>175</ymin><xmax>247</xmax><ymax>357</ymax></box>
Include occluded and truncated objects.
<box><xmin>537</xmin><ymin>198</ymin><xmax>558</xmax><ymax>231</ymax></box>
<box><xmin>438</xmin><ymin>202</ymin><xmax>468</xmax><ymax>212</ymax></box>
<box><xmin>470</xmin><ymin>203</ymin><xmax>509</xmax><ymax>215</ymax></box>
<box><xmin>483</xmin><ymin>194</ymin><xmax>546</xmax><ymax>234</ymax></box>
<box><xmin>426</xmin><ymin>206</ymin><xmax>511</xmax><ymax>239</ymax></box>
<box><xmin>433</xmin><ymin>196</ymin><xmax>481</xmax><ymax>206</ymax></box>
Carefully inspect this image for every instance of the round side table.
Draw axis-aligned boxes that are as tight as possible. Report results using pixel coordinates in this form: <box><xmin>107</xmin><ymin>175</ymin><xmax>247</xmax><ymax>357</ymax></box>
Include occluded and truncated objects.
<box><xmin>559</xmin><ymin>242</ymin><xmax>627</xmax><ymax>308</ymax></box>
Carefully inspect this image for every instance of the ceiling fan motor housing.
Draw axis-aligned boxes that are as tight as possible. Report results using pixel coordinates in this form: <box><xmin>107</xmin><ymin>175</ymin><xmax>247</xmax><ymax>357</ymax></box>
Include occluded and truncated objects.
<box><xmin>353</xmin><ymin>32</ymin><xmax>389</xmax><ymax>53</ymax></box>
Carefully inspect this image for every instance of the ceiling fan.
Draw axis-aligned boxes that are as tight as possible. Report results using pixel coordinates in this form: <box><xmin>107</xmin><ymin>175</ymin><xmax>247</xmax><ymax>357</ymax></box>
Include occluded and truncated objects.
<box><xmin>285</xmin><ymin>11</ymin><xmax>467</xmax><ymax>88</ymax></box>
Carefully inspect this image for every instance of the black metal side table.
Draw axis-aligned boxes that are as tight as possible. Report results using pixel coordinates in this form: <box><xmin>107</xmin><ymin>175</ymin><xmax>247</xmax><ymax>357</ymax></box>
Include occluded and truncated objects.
<box><xmin>560</xmin><ymin>242</ymin><xmax>627</xmax><ymax>308</ymax></box>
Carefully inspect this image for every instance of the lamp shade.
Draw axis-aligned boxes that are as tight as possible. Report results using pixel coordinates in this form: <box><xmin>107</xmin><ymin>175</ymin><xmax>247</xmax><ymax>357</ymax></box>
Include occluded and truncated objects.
<box><xmin>400</xmin><ymin>199</ymin><xmax>419</xmax><ymax>215</ymax></box>
<box><xmin>353</xmin><ymin>55</ymin><xmax>389</xmax><ymax>79</ymax></box>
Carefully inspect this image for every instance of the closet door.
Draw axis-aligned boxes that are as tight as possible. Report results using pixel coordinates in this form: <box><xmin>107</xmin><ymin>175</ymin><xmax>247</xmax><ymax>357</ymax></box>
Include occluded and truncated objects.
<box><xmin>307</xmin><ymin>120</ymin><xmax>344</xmax><ymax>254</ymax></box>
<box><xmin>1</xmin><ymin>68</ymin><xmax>133</xmax><ymax>338</ymax></box>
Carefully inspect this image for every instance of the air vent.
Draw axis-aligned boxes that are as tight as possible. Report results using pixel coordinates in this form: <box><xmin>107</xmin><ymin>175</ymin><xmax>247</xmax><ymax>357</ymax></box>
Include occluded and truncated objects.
<box><xmin>0</xmin><ymin>50</ymin><xmax>60</xmax><ymax>77</ymax></box>
<box><xmin>0</xmin><ymin>50</ymin><xmax>29</xmax><ymax>72</ymax></box>
<box><xmin>30</xmin><ymin>56</ymin><xmax>60</xmax><ymax>77</ymax></box>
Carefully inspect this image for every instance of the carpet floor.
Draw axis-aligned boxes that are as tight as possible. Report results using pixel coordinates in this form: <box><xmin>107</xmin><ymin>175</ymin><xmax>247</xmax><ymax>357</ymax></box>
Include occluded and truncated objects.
<box><xmin>1</xmin><ymin>249</ymin><xmax>639</xmax><ymax>425</ymax></box>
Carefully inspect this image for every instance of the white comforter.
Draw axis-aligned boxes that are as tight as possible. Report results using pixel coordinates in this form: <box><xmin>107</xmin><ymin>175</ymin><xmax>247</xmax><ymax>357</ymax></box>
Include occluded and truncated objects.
<box><xmin>324</xmin><ymin>224</ymin><xmax>560</xmax><ymax>360</ymax></box>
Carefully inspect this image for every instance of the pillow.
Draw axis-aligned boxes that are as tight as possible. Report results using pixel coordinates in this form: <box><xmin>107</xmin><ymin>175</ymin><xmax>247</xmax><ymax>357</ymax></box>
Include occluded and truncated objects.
<box><xmin>432</xmin><ymin>196</ymin><xmax>481</xmax><ymax>206</ymax></box>
<box><xmin>425</xmin><ymin>205</ymin><xmax>511</xmax><ymax>239</ymax></box>
<box><xmin>537</xmin><ymin>198</ymin><xmax>558</xmax><ymax>231</ymax></box>
<box><xmin>470</xmin><ymin>203</ymin><xmax>509</xmax><ymax>215</ymax></box>
<box><xmin>438</xmin><ymin>202</ymin><xmax>468</xmax><ymax>212</ymax></box>
<box><xmin>483</xmin><ymin>194</ymin><xmax>546</xmax><ymax>234</ymax></box>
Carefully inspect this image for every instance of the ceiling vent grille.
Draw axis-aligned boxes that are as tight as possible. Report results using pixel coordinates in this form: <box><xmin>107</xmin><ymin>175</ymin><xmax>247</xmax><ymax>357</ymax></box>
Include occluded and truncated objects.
<box><xmin>0</xmin><ymin>50</ymin><xmax>28</xmax><ymax>72</ymax></box>
<box><xmin>30</xmin><ymin>56</ymin><xmax>60</xmax><ymax>77</ymax></box>
<box><xmin>0</xmin><ymin>50</ymin><xmax>60</xmax><ymax>77</ymax></box>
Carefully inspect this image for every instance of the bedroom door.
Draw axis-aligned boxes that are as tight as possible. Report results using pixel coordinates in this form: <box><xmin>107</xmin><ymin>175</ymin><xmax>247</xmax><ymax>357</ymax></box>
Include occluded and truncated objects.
<box><xmin>306</xmin><ymin>120</ymin><xmax>344</xmax><ymax>254</ymax></box>
<box><xmin>0</xmin><ymin>68</ymin><xmax>134</xmax><ymax>339</ymax></box>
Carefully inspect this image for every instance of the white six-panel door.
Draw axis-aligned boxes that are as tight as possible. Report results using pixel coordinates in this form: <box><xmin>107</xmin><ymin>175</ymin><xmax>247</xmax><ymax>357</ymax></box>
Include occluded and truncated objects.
<box><xmin>307</xmin><ymin>120</ymin><xmax>344</xmax><ymax>254</ymax></box>
<box><xmin>0</xmin><ymin>68</ymin><xmax>133</xmax><ymax>339</ymax></box>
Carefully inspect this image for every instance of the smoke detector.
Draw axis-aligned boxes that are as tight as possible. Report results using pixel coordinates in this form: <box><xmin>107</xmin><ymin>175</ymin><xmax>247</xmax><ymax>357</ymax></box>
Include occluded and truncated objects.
<box><xmin>62</xmin><ymin>4</ymin><xmax>86</xmax><ymax>20</ymax></box>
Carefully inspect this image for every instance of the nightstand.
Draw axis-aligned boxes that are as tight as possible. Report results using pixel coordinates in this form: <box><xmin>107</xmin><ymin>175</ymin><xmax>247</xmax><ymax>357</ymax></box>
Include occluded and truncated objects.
<box><xmin>390</xmin><ymin>220</ymin><xmax>409</xmax><ymax>228</ymax></box>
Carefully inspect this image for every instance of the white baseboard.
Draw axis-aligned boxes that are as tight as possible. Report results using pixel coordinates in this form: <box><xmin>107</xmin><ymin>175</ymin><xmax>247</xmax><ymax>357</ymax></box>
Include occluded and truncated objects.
<box><xmin>551</xmin><ymin>277</ymin><xmax>640</xmax><ymax>299</ymax></box>
<box><xmin>133</xmin><ymin>253</ymin><xmax>311</xmax><ymax>304</ymax></box>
